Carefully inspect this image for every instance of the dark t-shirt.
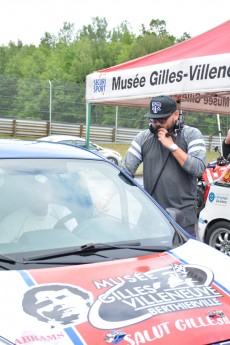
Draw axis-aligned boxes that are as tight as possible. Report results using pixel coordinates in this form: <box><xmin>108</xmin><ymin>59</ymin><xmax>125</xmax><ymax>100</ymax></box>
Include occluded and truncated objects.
<box><xmin>222</xmin><ymin>140</ymin><xmax>230</xmax><ymax>159</ymax></box>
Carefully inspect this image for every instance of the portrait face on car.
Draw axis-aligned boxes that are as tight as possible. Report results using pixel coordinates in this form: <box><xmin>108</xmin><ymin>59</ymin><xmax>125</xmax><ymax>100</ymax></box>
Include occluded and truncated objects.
<box><xmin>22</xmin><ymin>284</ymin><xmax>93</xmax><ymax>326</ymax></box>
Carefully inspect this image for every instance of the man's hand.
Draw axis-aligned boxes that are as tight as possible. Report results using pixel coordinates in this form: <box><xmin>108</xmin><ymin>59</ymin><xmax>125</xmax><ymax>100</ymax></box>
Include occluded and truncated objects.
<box><xmin>157</xmin><ymin>128</ymin><xmax>174</xmax><ymax>149</ymax></box>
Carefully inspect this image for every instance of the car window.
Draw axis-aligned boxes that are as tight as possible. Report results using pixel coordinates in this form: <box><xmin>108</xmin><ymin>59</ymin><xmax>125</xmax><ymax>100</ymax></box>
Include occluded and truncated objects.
<box><xmin>60</xmin><ymin>140</ymin><xmax>98</xmax><ymax>151</ymax></box>
<box><xmin>0</xmin><ymin>159</ymin><xmax>176</xmax><ymax>255</ymax></box>
<box><xmin>73</xmin><ymin>140</ymin><xmax>85</xmax><ymax>147</ymax></box>
<box><xmin>88</xmin><ymin>143</ymin><xmax>98</xmax><ymax>150</ymax></box>
<box><xmin>60</xmin><ymin>140</ymin><xmax>76</xmax><ymax>145</ymax></box>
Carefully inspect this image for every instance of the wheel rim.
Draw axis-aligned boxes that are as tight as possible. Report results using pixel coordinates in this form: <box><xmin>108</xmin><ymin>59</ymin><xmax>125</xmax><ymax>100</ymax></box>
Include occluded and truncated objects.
<box><xmin>209</xmin><ymin>228</ymin><xmax>230</xmax><ymax>255</ymax></box>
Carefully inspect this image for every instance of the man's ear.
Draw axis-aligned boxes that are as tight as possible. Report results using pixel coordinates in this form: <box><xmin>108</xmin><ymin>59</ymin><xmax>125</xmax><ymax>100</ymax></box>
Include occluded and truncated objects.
<box><xmin>174</xmin><ymin>109</ymin><xmax>180</xmax><ymax>119</ymax></box>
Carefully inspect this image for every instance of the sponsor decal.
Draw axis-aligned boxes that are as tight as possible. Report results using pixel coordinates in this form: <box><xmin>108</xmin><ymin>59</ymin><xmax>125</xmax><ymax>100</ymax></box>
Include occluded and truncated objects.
<box><xmin>14</xmin><ymin>332</ymin><xmax>65</xmax><ymax>344</ymax></box>
<box><xmin>88</xmin><ymin>262</ymin><xmax>223</xmax><ymax>329</ymax></box>
<box><xmin>9</xmin><ymin>255</ymin><xmax>230</xmax><ymax>344</ymax></box>
<box><xmin>14</xmin><ymin>282</ymin><xmax>93</xmax><ymax>344</ymax></box>
<box><xmin>104</xmin><ymin>330</ymin><xmax>127</xmax><ymax>344</ymax></box>
<box><xmin>209</xmin><ymin>192</ymin><xmax>215</xmax><ymax>202</ymax></box>
<box><xmin>209</xmin><ymin>192</ymin><xmax>229</xmax><ymax>206</ymax></box>
<box><xmin>22</xmin><ymin>283</ymin><xmax>94</xmax><ymax>327</ymax></box>
<box><xmin>93</xmin><ymin>74</ymin><xmax>107</xmax><ymax>94</ymax></box>
<box><xmin>123</xmin><ymin>315</ymin><xmax>230</xmax><ymax>344</ymax></box>
<box><xmin>208</xmin><ymin>309</ymin><xmax>224</xmax><ymax>318</ymax></box>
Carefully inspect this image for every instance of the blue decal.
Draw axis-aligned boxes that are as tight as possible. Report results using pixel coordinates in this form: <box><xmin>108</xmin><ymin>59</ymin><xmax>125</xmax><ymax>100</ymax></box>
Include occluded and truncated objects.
<box><xmin>198</xmin><ymin>217</ymin><xmax>205</xmax><ymax>224</ymax></box>
<box><xmin>18</xmin><ymin>270</ymin><xmax>35</xmax><ymax>287</ymax></box>
<box><xmin>65</xmin><ymin>327</ymin><xmax>85</xmax><ymax>345</ymax></box>
<box><xmin>105</xmin><ymin>331</ymin><xmax>127</xmax><ymax>344</ymax></box>
<box><xmin>209</xmin><ymin>192</ymin><xmax>215</xmax><ymax>202</ymax></box>
<box><xmin>93</xmin><ymin>78</ymin><xmax>106</xmax><ymax>93</ymax></box>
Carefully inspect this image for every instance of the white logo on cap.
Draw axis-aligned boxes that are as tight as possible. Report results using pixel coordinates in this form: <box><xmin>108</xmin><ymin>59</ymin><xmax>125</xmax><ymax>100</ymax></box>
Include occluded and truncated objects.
<box><xmin>151</xmin><ymin>102</ymin><xmax>161</xmax><ymax>114</ymax></box>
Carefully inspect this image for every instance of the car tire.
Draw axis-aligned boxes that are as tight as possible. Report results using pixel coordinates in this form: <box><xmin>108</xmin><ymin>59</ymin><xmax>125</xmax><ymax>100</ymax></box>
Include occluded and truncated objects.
<box><xmin>107</xmin><ymin>157</ymin><xmax>118</xmax><ymax>165</ymax></box>
<box><xmin>205</xmin><ymin>221</ymin><xmax>230</xmax><ymax>256</ymax></box>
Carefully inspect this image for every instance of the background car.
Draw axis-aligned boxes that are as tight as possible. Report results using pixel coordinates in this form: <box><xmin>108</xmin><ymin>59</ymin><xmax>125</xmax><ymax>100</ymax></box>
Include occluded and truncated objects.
<box><xmin>1</xmin><ymin>138</ymin><xmax>230</xmax><ymax>345</ymax></box>
<box><xmin>196</xmin><ymin>146</ymin><xmax>230</xmax><ymax>217</ymax></box>
<box><xmin>198</xmin><ymin>164</ymin><xmax>230</xmax><ymax>256</ymax></box>
<box><xmin>38</xmin><ymin>134</ymin><xmax>123</xmax><ymax>166</ymax></box>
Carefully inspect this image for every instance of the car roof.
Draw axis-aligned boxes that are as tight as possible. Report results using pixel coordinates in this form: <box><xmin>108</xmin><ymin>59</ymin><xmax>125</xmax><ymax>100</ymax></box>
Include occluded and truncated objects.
<box><xmin>0</xmin><ymin>139</ymin><xmax>103</xmax><ymax>160</ymax></box>
<box><xmin>38</xmin><ymin>135</ymin><xmax>85</xmax><ymax>142</ymax></box>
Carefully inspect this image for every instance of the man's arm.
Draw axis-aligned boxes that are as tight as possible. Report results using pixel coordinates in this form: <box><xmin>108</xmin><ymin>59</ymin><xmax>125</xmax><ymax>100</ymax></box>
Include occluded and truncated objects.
<box><xmin>222</xmin><ymin>129</ymin><xmax>230</xmax><ymax>159</ymax></box>
<box><xmin>123</xmin><ymin>131</ymin><xmax>147</xmax><ymax>176</ymax></box>
<box><xmin>225</xmin><ymin>129</ymin><xmax>230</xmax><ymax>144</ymax></box>
<box><xmin>158</xmin><ymin>126</ymin><xmax>206</xmax><ymax>177</ymax></box>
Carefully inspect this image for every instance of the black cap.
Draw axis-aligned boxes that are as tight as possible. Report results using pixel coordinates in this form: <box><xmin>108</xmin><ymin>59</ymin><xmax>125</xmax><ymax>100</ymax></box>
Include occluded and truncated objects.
<box><xmin>144</xmin><ymin>96</ymin><xmax>177</xmax><ymax>119</ymax></box>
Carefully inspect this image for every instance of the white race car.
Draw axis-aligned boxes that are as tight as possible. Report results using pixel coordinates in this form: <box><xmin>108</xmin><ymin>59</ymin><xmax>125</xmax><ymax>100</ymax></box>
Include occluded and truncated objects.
<box><xmin>1</xmin><ymin>139</ymin><xmax>230</xmax><ymax>344</ymax></box>
<box><xmin>198</xmin><ymin>164</ymin><xmax>230</xmax><ymax>255</ymax></box>
<box><xmin>38</xmin><ymin>134</ymin><xmax>123</xmax><ymax>166</ymax></box>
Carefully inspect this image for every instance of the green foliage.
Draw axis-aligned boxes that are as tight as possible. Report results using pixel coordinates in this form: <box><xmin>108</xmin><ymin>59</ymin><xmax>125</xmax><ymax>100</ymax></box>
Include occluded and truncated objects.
<box><xmin>1</xmin><ymin>16</ymin><xmax>229</xmax><ymax>134</ymax></box>
<box><xmin>1</xmin><ymin>16</ymin><xmax>188</xmax><ymax>82</ymax></box>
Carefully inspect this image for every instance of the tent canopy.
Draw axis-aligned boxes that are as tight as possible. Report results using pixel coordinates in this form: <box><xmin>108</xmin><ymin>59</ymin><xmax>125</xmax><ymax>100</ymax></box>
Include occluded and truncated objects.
<box><xmin>86</xmin><ymin>20</ymin><xmax>230</xmax><ymax>115</ymax></box>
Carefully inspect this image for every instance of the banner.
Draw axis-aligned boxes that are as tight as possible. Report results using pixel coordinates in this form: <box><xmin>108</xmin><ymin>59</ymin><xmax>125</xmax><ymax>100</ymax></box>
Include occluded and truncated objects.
<box><xmin>86</xmin><ymin>53</ymin><xmax>230</xmax><ymax>114</ymax></box>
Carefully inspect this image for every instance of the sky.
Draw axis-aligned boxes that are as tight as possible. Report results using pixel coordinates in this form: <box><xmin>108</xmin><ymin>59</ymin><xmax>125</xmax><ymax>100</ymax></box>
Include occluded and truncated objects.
<box><xmin>0</xmin><ymin>0</ymin><xmax>229</xmax><ymax>46</ymax></box>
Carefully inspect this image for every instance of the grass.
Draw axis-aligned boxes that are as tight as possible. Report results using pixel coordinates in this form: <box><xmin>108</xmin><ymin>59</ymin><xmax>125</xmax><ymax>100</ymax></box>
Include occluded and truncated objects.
<box><xmin>101</xmin><ymin>143</ymin><xmax>217</xmax><ymax>175</ymax></box>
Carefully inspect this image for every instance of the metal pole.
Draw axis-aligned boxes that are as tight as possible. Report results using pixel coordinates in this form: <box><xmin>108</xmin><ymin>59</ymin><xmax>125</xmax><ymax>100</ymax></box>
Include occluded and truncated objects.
<box><xmin>217</xmin><ymin>114</ymin><xmax>223</xmax><ymax>156</ymax></box>
<box><xmin>85</xmin><ymin>103</ymin><xmax>91</xmax><ymax>149</ymax></box>
<box><xmin>115</xmin><ymin>106</ymin><xmax>118</xmax><ymax>142</ymax></box>
<box><xmin>49</xmin><ymin>80</ymin><xmax>52</xmax><ymax>135</ymax></box>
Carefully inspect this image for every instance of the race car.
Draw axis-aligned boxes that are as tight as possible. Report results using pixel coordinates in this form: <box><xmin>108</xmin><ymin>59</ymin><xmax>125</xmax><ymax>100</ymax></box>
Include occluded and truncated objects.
<box><xmin>0</xmin><ymin>138</ymin><xmax>230</xmax><ymax>345</ymax></box>
<box><xmin>198</xmin><ymin>164</ymin><xmax>230</xmax><ymax>256</ymax></box>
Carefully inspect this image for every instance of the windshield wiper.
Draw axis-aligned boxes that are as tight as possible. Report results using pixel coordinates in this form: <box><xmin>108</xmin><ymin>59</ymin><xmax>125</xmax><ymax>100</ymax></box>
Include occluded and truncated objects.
<box><xmin>22</xmin><ymin>242</ymin><xmax>171</xmax><ymax>262</ymax></box>
<box><xmin>0</xmin><ymin>254</ymin><xmax>16</xmax><ymax>264</ymax></box>
<box><xmin>22</xmin><ymin>242</ymin><xmax>140</xmax><ymax>261</ymax></box>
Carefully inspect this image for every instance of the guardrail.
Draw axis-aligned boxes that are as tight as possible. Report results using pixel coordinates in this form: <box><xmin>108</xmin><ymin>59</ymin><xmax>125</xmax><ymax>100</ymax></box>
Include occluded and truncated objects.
<box><xmin>0</xmin><ymin>117</ymin><xmax>223</xmax><ymax>151</ymax></box>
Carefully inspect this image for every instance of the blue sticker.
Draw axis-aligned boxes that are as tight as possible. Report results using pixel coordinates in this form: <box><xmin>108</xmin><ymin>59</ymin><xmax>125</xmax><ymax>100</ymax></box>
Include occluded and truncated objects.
<box><xmin>105</xmin><ymin>331</ymin><xmax>127</xmax><ymax>344</ymax></box>
<box><xmin>209</xmin><ymin>192</ymin><xmax>215</xmax><ymax>202</ymax></box>
<box><xmin>93</xmin><ymin>78</ymin><xmax>106</xmax><ymax>93</ymax></box>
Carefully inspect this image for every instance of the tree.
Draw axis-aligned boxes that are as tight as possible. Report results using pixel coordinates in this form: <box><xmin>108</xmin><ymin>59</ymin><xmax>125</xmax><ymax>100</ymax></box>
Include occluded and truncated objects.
<box><xmin>1</xmin><ymin>16</ymin><xmax>214</xmax><ymax>131</ymax></box>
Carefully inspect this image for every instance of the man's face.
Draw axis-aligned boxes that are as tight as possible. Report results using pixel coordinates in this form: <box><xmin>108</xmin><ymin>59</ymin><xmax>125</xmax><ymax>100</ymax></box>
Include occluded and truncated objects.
<box><xmin>150</xmin><ymin>111</ymin><xmax>179</xmax><ymax>131</ymax></box>
<box><xmin>27</xmin><ymin>179</ymin><xmax>52</xmax><ymax>215</ymax></box>
<box><xmin>34</xmin><ymin>288</ymin><xmax>89</xmax><ymax>325</ymax></box>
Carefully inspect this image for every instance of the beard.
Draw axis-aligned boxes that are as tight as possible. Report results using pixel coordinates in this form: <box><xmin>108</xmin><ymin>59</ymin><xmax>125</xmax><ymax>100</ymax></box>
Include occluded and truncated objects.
<box><xmin>42</xmin><ymin>305</ymin><xmax>81</xmax><ymax>325</ymax></box>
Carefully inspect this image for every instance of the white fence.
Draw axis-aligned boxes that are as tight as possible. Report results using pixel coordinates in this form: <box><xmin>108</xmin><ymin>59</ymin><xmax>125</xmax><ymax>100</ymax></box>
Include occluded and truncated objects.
<box><xmin>0</xmin><ymin>117</ymin><xmax>223</xmax><ymax>151</ymax></box>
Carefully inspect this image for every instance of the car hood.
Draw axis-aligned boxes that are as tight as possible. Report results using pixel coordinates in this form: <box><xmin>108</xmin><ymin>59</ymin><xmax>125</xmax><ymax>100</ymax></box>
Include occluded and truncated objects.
<box><xmin>1</xmin><ymin>239</ymin><xmax>230</xmax><ymax>345</ymax></box>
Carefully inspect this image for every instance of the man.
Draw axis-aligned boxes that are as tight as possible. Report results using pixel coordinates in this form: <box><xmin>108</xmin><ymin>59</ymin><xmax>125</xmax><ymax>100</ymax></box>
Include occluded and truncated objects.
<box><xmin>22</xmin><ymin>283</ymin><xmax>93</xmax><ymax>327</ymax></box>
<box><xmin>0</xmin><ymin>174</ymin><xmax>78</xmax><ymax>243</ymax></box>
<box><xmin>222</xmin><ymin>129</ymin><xmax>230</xmax><ymax>160</ymax></box>
<box><xmin>123</xmin><ymin>95</ymin><xmax>206</xmax><ymax>237</ymax></box>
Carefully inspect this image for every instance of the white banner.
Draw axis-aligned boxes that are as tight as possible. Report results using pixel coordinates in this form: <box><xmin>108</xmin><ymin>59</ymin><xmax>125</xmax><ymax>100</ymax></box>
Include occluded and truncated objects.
<box><xmin>86</xmin><ymin>53</ymin><xmax>230</xmax><ymax>114</ymax></box>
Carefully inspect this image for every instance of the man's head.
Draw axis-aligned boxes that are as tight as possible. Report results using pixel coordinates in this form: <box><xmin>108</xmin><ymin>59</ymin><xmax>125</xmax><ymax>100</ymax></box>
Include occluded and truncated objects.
<box><xmin>22</xmin><ymin>284</ymin><xmax>93</xmax><ymax>326</ymax></box>
<box><xmin>145</xmin><ymin>95</ymin><xmax>179</xmax><ymax>131</ymax></box>
<box><xmin>26</xmin><ymin>175</ymin><xmax>52</xmax><ymax>216</ymax></box>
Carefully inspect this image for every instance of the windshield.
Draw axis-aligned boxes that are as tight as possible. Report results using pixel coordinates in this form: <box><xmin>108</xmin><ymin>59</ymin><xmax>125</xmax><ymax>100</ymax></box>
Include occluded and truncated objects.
<box><xmin>0</xmin><ymin>159</ymin><xmax>181</xmax><ymax>257</ymax></box>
